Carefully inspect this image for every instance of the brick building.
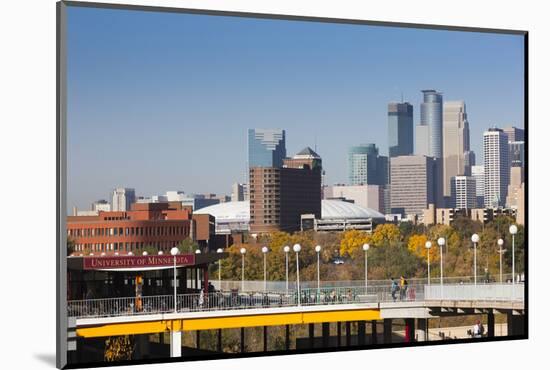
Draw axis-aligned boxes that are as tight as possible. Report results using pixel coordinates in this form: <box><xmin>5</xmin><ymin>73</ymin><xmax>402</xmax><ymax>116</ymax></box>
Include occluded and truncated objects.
<box><xmin>67</xmin><ymin>202</ymin><xmax>214</xmax><ymax>255</ymax></box>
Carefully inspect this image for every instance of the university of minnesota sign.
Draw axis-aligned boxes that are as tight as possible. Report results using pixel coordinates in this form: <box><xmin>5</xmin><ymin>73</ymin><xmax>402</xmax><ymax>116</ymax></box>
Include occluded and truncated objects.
<box><xmin>83</xmin><ymin>254</ymin><xmax>195</xmax><ymax>270</ymax></box>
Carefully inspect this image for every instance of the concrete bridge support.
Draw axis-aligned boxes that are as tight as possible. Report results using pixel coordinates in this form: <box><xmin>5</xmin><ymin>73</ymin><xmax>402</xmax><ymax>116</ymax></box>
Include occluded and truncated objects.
<box><xmin>405</xmin><ymin>318</ymin><xmax>415</xmax><ymax>342</ymax></box>
<box><xmin>322</xmin><ymin>323</ymin><xmax>330</xmax><ymax>347</ymax></box>
<box><xmin>358</xmin><ymin>321</ymin><xmax>366</xmax><ymax>345</ymax></box>
<box><xmin>487</xmin><ymin>310</ymin><xmax>495</xmax><ymax>338</ymax></box>
<box><xmin>383</xmin><ymin>319</ymin><xmax>392</xmax><ymax>344</ymax></box>
<box><xmin>416</xmin><ymin>318</ymin><xmax>427</xmax><ymax>342</ymax></box>
<box><xmin>507</xmin><ymin>312</ymin><xmax>525</xmax><ymax>336</ymax></box>
<box><xmin>170</xmin><ymin>331</ymin><xmax>181</xmax><ymax>357</ymax></box>
<box><xmin>371</xmin><ymin>320</ymin><xmax>378</xmax><ymax>344</ymax></box>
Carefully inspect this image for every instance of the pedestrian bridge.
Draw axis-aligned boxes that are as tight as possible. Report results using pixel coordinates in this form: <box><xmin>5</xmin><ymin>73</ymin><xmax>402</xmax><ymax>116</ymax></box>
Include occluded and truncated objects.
<box><xmin>68</xmin><ymin>283</ymin><xmax>524</xmax><ymax>356</ymax></box>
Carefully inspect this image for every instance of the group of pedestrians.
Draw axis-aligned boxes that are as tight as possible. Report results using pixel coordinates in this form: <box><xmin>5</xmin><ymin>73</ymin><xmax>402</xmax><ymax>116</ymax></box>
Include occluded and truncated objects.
<box><xmin>390</xmin><ymin>276</ymin><xmax>409</xmax><ymax>302</ymax></box>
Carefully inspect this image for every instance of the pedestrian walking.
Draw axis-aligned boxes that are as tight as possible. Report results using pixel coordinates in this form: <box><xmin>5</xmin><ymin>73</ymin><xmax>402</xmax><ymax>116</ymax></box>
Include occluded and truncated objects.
<box><xmin>400</xmin><ymin>276</ymin><xmax>408</xmax><ymax>301</ymax></box>
<box><xmin>390</xmin><ymin>278</ymin><xmax>399</xmax><ymax>302</ymax></box>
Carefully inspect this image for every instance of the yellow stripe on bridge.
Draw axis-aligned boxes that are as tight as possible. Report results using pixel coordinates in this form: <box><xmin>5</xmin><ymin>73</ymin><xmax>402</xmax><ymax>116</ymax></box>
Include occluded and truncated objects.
<box><xmin>76</xmin><ymin>309</ymin><xmax>381</xmax><ymax>338</ymax></box>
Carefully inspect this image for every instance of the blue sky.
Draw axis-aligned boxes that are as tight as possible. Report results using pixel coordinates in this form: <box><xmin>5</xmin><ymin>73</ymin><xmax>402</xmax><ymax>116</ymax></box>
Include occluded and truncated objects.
<box><xmin>67</xmin><ymin>6</ymin><xmax>524</xmax><ymax>211</ymax></box>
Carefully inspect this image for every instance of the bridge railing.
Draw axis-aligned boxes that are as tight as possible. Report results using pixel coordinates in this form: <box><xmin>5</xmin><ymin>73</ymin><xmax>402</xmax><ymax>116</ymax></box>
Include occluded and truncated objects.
<box><xmin>424</xmin><ymin>283</ymin><xmax>524</xmax><ymax>302</ymax></box>
<box><xmin>68</xmin><ymin>285</ymin><xmax>429</xmax><ymax>318</ymax></box>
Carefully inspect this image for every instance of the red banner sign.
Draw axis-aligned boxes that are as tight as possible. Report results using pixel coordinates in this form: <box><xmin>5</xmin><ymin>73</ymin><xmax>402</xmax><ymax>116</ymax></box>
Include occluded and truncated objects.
<box><xmin>83</xmin><ymin>254</ymin><xmax>195</xmax><ymax>270</ymax></box>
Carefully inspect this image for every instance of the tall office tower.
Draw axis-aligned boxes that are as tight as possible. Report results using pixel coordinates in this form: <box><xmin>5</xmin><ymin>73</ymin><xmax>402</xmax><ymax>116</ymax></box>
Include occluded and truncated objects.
<box><xmin>390</xmin><ymin>155</ymin><xmax>437</xmax><ymax>217</ymax></box>
<box><xmin>112</xmin><ymin>187</ymin><xmax>136</xmax><ymax>212</ymax></box>
<box><xmin>506</xmin><ymin>166</ymin><xmax>525</xmax><ymax>208</ymax></box>
<box><xmin>464</xmin><ymin>150</ymin><xmax>476</xmax><ymax>176</ymax></box>
<box><xmin>388</xmin><ymin>102</ymin><xmax>414</xmax><ymax>157</ymax></box>
<box><xmin>248</xmin><ymin>128</ymin><xmax>286</xmax><ymax>167</ymax></box>
<box><xmin>451</xmin><ymin>176</ymin><xmax>477</xmax><ymax>209</ymax></box>
<box><xmin>249</xmin><ymin>148</ymin><xmax>322</xmax><ymax>234</ymax></box>
<box><xmin>443</xmin><ymin>101</ymin><xmax>470</xmax><ymax>199</ymax></box>
<box><xmin>484</xmin><ymin>128</ymin><xmax>510</xmax><ymax>208</ymax></box>
<box><xmin>420</xmin><ymin>90</ymin><xmax>443</xmax><ymax>158</ymax></box>
<box><xmin>471</xmin><ymin>165</ymin><xmax>485</xmax><ymax>207</ymax></box>
<box><xmin>231</xmin><ymin>183</ymin><xmax>245</xmax><ymax>202</ymax></box>
<box><xmin>502</xmin><ymin>126</ymin><xmax>525</xmax><ymax>143</ymax></box>
<box><xmin>509</xmin><ymin>141</ymin><xmax>525</xmax><ymax>167</ymax></box>
<box><xmin>348</xmin><ymin>144</ymin><xmax>380</xmax><ymax>185</ymax></box>
<box><xmin>415</xmin><ymin>124</ymin><xmax>430</xmax><ymax>156</ymax></box>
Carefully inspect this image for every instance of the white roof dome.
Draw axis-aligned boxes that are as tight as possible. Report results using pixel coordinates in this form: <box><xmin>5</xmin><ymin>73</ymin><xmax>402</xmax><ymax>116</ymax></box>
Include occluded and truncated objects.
<box><xmin>321</xmin><ymin>199</ymin><xmax>384</xmax><ymax>219</ymax></box>
<box><xmin>194</xmin><ymin>199</ymin><xmax>384</xmax><ymax>222</ymax></box>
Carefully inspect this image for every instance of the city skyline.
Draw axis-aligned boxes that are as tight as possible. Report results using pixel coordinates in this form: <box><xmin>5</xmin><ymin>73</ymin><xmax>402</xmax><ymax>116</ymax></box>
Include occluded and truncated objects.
<box><xmin>67</xmin><ymin>6</ymin><xmax>524</xmax><ymax>211</ymax></box>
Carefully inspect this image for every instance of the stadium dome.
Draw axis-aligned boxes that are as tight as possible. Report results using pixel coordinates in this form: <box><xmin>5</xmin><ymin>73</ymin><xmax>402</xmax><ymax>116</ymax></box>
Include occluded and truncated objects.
<box><xmin>321</xmin><ymin>199</ymin><xmax>385</xmax><ymax>220</ymax></box>
<box><xmin>195</xmin><ymin>199</ymin><xmax>384</xmax><ymax>223</ymax></box>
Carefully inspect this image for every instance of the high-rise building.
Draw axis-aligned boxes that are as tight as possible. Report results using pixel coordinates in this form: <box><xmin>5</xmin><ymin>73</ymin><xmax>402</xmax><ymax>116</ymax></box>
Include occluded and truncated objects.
<box><xmin>443</xmin><ymin>101</ymin><xmax>471</xmax><ymax>198</ymax></box>
<box><xmin>348</xmin><ymin>144</ymin><xmax>379</xmax><ymax>185</ymax></box>
<box><xmin>112</xmin><ymin>187</ymin><xmax>136</xmax><ymax>212</ymax></box>
<box><xmin>348</xmin><ymin>144</ymin><xmax>387</xmax><ymax>186</ymax></box>
<box><xmin>248</xmin><ymin>128</ymin><xmax>286</xmax><ymax>168</ymax></box>
<box><xmin>419</xmin><ymin>90</ymin><xmax>443</xmax><ymax>158</ymax></box>
<box><xmin>516</xmin><ymin>182</ymin><xmax>525</xmax><ymax>225</ymax></box>
<box><xmin>249</xmin><ymin>148</ymin><xmax>322</xmax><ymax>233</ymax></box>
<box><xmin>471</xmin><ymin>165</ymin><xmax>485</xmax><ymax>207</ymax></box>
<box><xmin>390</xmin><ymin>155</ymin><xmax>437</xmax><ymax>217</ymax></box>
<box><xmin>506</xmin><ymin>166</ymin><xmax>524</xmax><ymax>208</ymax></box>
<box><xmin>484</xmin><ymin>128</ymin><xmax>510</xmax><ymax>208</ymax></box>
<box><xmin>388</xmin><ymin>102</ymin><xmax>414</xmax><ymax>158</ymax></box>
<box><xmin>231</xmin><ymin>183</ymin><xmax>245</xmax><ymax>202</ymax></box>
<box><xmin>464</xmin><ymin>150</ymin><xmax>476</xmax><ymax>175</ymax></box>
<box><xmin>509</xmin><ymin>141</ymin><xmax>525</xmax><ymax>167</ymax></box>
<box><xmin>451</xmin><ymin>176</ymin><xmax>477</xmax><ymax>209</ymax></box>
<box><xmin>502</xmin><ymin>126</ymin><xmax>525</xmax><ymax>143</ymax></box>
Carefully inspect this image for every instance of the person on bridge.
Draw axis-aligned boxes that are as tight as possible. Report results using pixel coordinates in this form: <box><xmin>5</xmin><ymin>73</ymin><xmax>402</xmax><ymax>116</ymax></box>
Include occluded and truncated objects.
<box><xmin>473</xmin><ymin>320</ymin><xmax>484</xmax><ymax>338</ymax></box>
<box><xmin>390</xmin><ymin>278</ymin><xmax>398</xmax><ymax>302</ymax></box>
<box><xmin>399</xmin><ymin>276</ymin><xmax>408</xmax><ymax>301</ymax></box>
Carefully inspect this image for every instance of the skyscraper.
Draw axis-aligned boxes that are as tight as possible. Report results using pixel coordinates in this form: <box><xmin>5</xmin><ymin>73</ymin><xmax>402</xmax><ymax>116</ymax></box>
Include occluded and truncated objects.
<box><xmin>418</xmin><ymin>90</ymin><xmax>443</xmax><ymax>158</ymax></box>
<box><xmin>509</xmin><ymin>141</ymin><xmax>525</xmax><ymax>167</ymax></box>
<box><xmin>506</xmin><ymin>166</ymin><xmax>524</xmax><ymax>208</ymax></box>
<box><xmin>471</xmin><ymin>165</ymin><xmax>485</xmax><ymax>207</ymax></box>
<box><xmin>502</xmin><ymin>126</ymin><xmax>525</xmax><ymax>143</ymax></box>
<box><xmin>390</xmin><ymin>155</ymin><xmax>437</xmax><ymax>217</ymax></box>
<box><xmin>443</xmin><ymin>101</ymin><xmax>471</xmax><ymax>199</ymax></box>
<box><xmin>248</xmin><ymin>128</ymin><xmax>286</xmax><ymax>168</ymax></box>
<box><xmin>112</xmin><ymin>187</ymin><xmax>136</xmax><ymax>212</ymax></box>
<box><xmin>483</xmin><ymin>128</ymin><xmax>510</xmax><ymax>208</ymax></box>
<box><xmin>388</xmin><ymin>102</ymin><xmax>414</xmax><ymax>157</ymax></box>
<box><xmin>348</xmin><ymin>144</ymin><xmax>379</xmax><ymax>185</ymax></box>
<box><xmin>451</xmin><ymin>176</ymin><xmax>477</xmax><ymax>209</ymax></box>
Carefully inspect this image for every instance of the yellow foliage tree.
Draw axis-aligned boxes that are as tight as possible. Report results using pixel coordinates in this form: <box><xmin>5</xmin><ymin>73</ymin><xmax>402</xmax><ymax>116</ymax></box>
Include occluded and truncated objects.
<box><xmin>407</xmin><ymin>234</ymin><xmax>439</xmax><ymax>262</ymax></box>
<box><xmin>370</xmin><ymin>223</ymin><xmax>401</xmax><ymax>247</ymax></box>
<box><xmin>340</xmin><ymin>230</ymin><xmax>370</xmax><ymax>257</ymax></box>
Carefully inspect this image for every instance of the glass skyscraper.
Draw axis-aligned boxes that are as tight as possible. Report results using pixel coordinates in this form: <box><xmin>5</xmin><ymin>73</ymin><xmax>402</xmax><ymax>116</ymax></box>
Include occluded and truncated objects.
<box><xmin>420</xmin><ymin>90</ymin><xmax>443</xmax><ymax>158</ymax></box>
<box><xmin>348</xmin><ymin>144</ymin><xmax>382</xmax><ymax>185</ymax></box>
<box><xmin>388</xmin><ymin>102</ymin><xmax>414</xmax><ymax>157</ymax></box>
<box><xmin>248</xmin><ymin>128</ymin><xmax>286</xmax><ymax>167</ymax></box>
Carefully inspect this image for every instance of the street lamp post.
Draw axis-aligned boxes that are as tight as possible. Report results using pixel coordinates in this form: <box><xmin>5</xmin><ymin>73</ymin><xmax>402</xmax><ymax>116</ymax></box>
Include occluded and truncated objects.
<box><xmin>471</xmin><ymin>234</ymin><xmax>480</xmax><ymax>286</ymax></box>
<box><xmin>170</xmin><ymin>247</ymin><xmax>180</xmax><ymax>313</ymax></box>
<box><xmin>262</xmin><ymin>246</ymin><xmax>269</xmax><ymax>292</ymax></box>
<box><xmin>216</xmin><ymin>248</ymin><xmax>223</xmax><ymax>291</ymax></box>
<box><xmin>425</xmin><ymin>241</ymin><xmax>432</xmax><ymax>285</ymax></box>
<box><xmin>362</xmin><ymin>244</ymin><xmax>369</xmax><ymax>292</ymax></box>
<box><xmin>437</xmin><ymin>237</ymin><xmax>445</xmax><ymax>288</ymax></box>
<box><xmin>315</xmin><ymin>245</ymin><xmax>322</xmax><ymax>292</ymax></box>
<box><xmin>283</xmin><ymin>246</ymin><xmax>290</xmax><ymax>294</ymax></box>
<box><xmin>509</xmin><ymin>225</ymin><xmax>518</xmax><ymax>284</ymax></box>
<box><xmin>240</xmin><ymin>248</ymin><xmax>246</xmax><ymax>292</ymax></box>
<box><xmin>293</xmin><ymin>244</ymin><xmax>301</xmax><ymax>306</ymax></box>
<box><xmin>497</xmin><ymin>239</ymin><xmax>504</xmax><ymax>283</ymax></box>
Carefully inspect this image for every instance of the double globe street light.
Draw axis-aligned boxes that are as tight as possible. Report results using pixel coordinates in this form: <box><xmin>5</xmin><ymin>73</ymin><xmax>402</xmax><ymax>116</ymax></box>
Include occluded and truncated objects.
<box><xmin>471</xmin><ymin>233</ymin><xmax>480</xmax><ymax>285</ymax></box>
<box><xmin>262</xmin><ymin>246</ymin><xmax>269</xmax><ymax>292</ymax></box>
<box><xmin>425</xmin><ymin>241</ymin><xmax>432</xmax><ymax>285</ymax></box>
<box><xmin>315</xmin><ymin>245</ymin><xmax>322</xmax><ymax>291</ymax></box>
<box><xmin>293</xmin><ymin>244</ymin><xmax>302</xmax><ymax>306</ymax></box>
<box><xmin>283</xmin><ymin>245</ymin><xmax>290</xmax><ymax>294</ymax></box>
<box><xmin>170</xmin><ymin>247</ymin><xmax>180</xmax><ymax>313</ymax></box>
<box><xmin>362</xmin><ymin>243</ymin><xmax>369</xmax><ymax>292</ymax></box>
